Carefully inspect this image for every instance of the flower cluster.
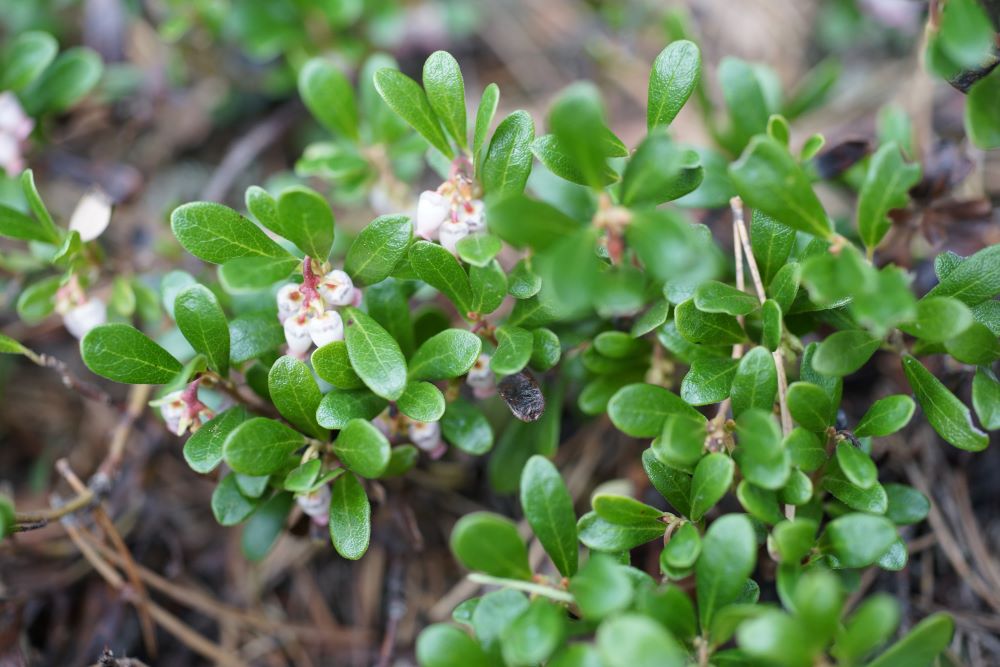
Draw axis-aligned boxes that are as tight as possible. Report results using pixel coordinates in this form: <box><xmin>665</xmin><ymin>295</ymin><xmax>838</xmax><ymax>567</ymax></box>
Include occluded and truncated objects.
<box><xmin>277</xmin><ymin>260</ymin><xmax>361</xmax><ymax>358</ymax></box>
<box><xmin>154</xmin><ymin>380</ymin><xmax>215</xmax><ymax>437</ymax></box>
<box><xmin>415</xmin><ymin>174</ymin><xmax>485</xmax><ymax>255</ymax></box>
<box><xmin>0</xmin><ymin>92</ymin><xmax>33</xmax><ymax>176</ymax></box>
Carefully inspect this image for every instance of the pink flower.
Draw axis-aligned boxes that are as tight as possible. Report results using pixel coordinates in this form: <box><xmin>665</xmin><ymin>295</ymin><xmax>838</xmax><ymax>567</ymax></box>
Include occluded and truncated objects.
<box><xmin>416</xmin><ymin>190</ymin><xmax>450</xmax><ymax>240</ymax></box>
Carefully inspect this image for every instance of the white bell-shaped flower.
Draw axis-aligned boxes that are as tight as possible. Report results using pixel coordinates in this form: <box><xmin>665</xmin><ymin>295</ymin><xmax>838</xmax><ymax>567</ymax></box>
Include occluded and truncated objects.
<box><xmin>276</xmin><ymin>283</ymin><xmax>305</xmax><ymax>323</ymax></box>
<box><xmin>158</xmin><ymin>390</ymin><xmax>187</xmax><ymax>436</ymax></box>
<box><xmin>466</xmin><ymin>353</ymin><xmax>496</xmax><ymax>398</ymax></box>
<box><xmin>63</xmin><ymin>298</ymin><xmax>107</xmax><ymax>339</ymax></box>
<box><xmin>296</xmin><ymin>484</ymin><xmax>331</xmax><ymax>524</ymax></box>
<box><xmin>318</xmin><ymin>269</ymin><xmax>354</xmax><ymax>307</ymax></box>
<box><xmin>459</xmin><ymin>199</ymin><xmax>486</xmax><ymax>233</ymax></box>
<box><xmin>308</xmin><ymin>309</ymin><xmax>344</xmax><ymax>347</ymax></box>
<box><xmin>0</xmin><ymin>92</ymin><xmax>33</xmax><ymax>140</ymax></box>
<box><xmin>68</xmin><ymin>190</ymin><xmax>113</xmax><ymax>242</ymax></box>
<box><xmin>416</xmin><ymin>190</ymin><xmax>450</xmax><ymax>240</ymax></box>
<box><xmin>439</xmin><ymin>219</ymin><xmax>469</xmax><ymax>256</ymax></box>
<box><xmin>283</xmin><ymin>312</ymin><xmax>313</xmax><ymax>355</ymax></box>
<box><xmin>408</xmin><ymin>419</ymin><xmax>443</xmax><ymax>453</ymax></box>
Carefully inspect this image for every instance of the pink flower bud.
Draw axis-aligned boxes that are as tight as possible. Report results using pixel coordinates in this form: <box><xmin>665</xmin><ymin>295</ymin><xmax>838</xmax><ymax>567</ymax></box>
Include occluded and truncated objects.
<box><xmin>439</xmin><ymin>219</ymin><xmax>469</xmax><ymax>256</ymax></box>
<box><xmin>416</xmin><ymin>190</ymin><xmax>450</xmax><ymax>240</ymax></box>
<box><xmin>276</xmin><ymin>283</ymin><xmax>304</xmax><ymax>323</ymax></box>
<box><xmin>318</xmin><ymin>269</ymin><xmax>354</xmax><ymax>307</ymax></box>
<box><xmin>63</xmin><ymin>298</ymin><xmax>107</xmax><ymax>339</ymax></box>
<box><xmin>0</xmin><ymin>133</ymin><xmax>23</xmax><ymax>177</ymax></box>
<box><xmin>408</xmin><ymin>420</ymin><xmax>442</xmax><ymax>453</ymax></box>
<box><xmin>459</xmin><ymin>199</ymin><xmax>486</xmax><ymax>232</ymax></box>
<box><xmin>0</xmin><ymin>92</ymin><xmax>33</xmax><ymax>141</ymax></box>
<box><xmin>308</xmin><ymin>309</ymin><xmax>344</xmax><ymax>347</ymax></box>
<box><xmin>283</xmin><ymin>313</ymin><xmax>313</xmax><ymax>355</ymax></box>
<box><xmin>296</xmin><ymin>484</ymin><xmax>331</xmax><ymax>525</ymax></box>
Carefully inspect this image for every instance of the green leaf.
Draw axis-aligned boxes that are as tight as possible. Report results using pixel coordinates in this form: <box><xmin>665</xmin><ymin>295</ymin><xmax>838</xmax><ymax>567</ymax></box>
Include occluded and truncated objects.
<box><xmin>316</xmin><ymin>389</ymin><xmax>387</xmax><ymax>430</ymax></box>
<box><xmin>902</xmin><ymin>296</ymin><xmax>973</xmax><ymax>342</ymax></box>
<box><xmin>373</xmin><ymin>67</ymin><xmax>453</xmax><ymax>158</ymax></box>
<box><xmin>1</xmin><ymin>31</ymin><xmax>57</xmax><ymax>90</ymax></box>
<box><xmin>973</xmin><ymin>367</ymin><xmax>1000</xmax><ymax>430</ymax></box>
<box><xmin>530</xmin><ymin>328</ymin><xmax>561</xmax><ymax>371</ymax></box>
<box><xmin>680</xmin><ymin>357</ymin><xmax>738</xmax><ymax>406</ymax></box>
<box><xmin>597</xmin><ymin>614</ymin><xmax>686</xmax><ymax>667</ymax></box>
<box><xmin>647</xmin><ymin>40</ymin><xmax>701</xmax><ymax>129</ymax></box>
<box><xmin>619</xmin><ymin>132</ymin><xmax>702</xmax><ymax>207</ymax></box>
<box><xmin>823</xmin><ymin>461</ymin><xmax>888</xmax><ymax>514</ymax></box>
<box><xmin>481</xmin><ymin>110</ymin><xmax>535</xmax><ymax>197</ymax></box>
<box><xmin>0</xmin><ymin>495</ymin><xmax>14</xmax><ymax>539</ymax></box>
<box><xmin>549</xmin><ymin>82</ymin><xmax>613</xmax><ymax>190</ymax></box>
<box><xmin>184</xmin><ymin>407</ymin><xmax>247</xmax><ymax>474</ymax></box>
<box><xmin>491</xmin><ymin>326</ymin><xmax>533</xmax><ymax>376</ymax></box>
<box><xmin>171</xmin><ymin>202</ymin><xmax>289</xmax><ymax>264</ymax></box>
<box><xmin>869</xmin><ymin>613</ymin><xmax>954</xmax><ymax>667</ymax></box>
<box><xmin>229</xmin><ymin>311</ymin><xmax>284</xmax><ymax>364</ymax></box>
<box><xmin>0</xmin><ymin>204</ymin><xmax>59</xmax><ymax>244</ymax></box>
<box><xmin>486</xmin><ymin>196</ymin><xmax>580</xmax><ymax>251</ymax></box>
<box><xmin>729</xmin><ymin>135</ymin><xmax>832</xmax><ymax>239</ymax></box>
<box><xmin>174</xmin><ymin>285</ymin><xmax>230</xmax><ymax>375</ymax></box>
<box><xmin>577</xmin><ymin>511</ymin><xmax>665</xmax><ymax>552</ymax></box>
<box><xmin>298</xmin><ymin>58</ymin><xmax>359</xmax><ymax>139</ymax></box>
<box><xmin>423</xmin><ymin>51</ymin><xmax>467</xmax><ymax>150</ymax></box>
<box><xmin>767</xmin><ymin>264</ymin><xmax>801</xmax><ymax>314</ymax></box>
<box><xmin>608</xmin><ymin>383</ymin><xmax>704</xmax><ymax>437</ymax></box>
<box><xmin>653</xmin><ymin>413</ymin><xmax>707</xmax><ymax>467</ymax></box>
<box><xmin>343</xmin><ymin>307</ymin><xmax>407</xmax><ymax>400</ymax></box>
<box><xmin>643</xmin><ymin>449</ymin><xmax>692</xmax><ymax>517</ymax></box>
<box><xmin>451</xmin><ymin>512</ymin><xmax>531</xmax><ymax>579</ymax></box>
<box><xmin>409</xmin><ymin>240</ymin><xmax>473</xmax><ymax>317</ymax></box>
<box><xmin>333</xmin><ymin>418</ymin><xmax>391</xmax><ymax>478</ymax></box>
<box><xmin>966</xmin><ymin>67</ymin><xmax>1000</xmax><ymax>149</ymax></box>
<box><xmin>22</xmin><ymin>47</ymin><xmax>102</xmax><ymax>115</ymax></box>
<box><xmin>696</xmin><ymin>514</ymin><xmax>757</xmax><ymax>630</ymax></box>
<box><xmin>223</xmin><ymin>418</ymin><xmax>303</xmax><ymax>476</ymax></box>
<box><xmin>857</xmin><ymin>142</ymin><xmax>920</xmax><ymax>250</ymax></box>
<box><xmin>329</xmin><ymin>472</ymin><xmax>371</xmax><ymax>560</ymax></box>
<box><xmin>787</xmin><ymin>381</ymin><xmax>834</xmax><ymax>431</ymax></box>
<box><xmin>730</xmin><ymin>347</ymin><xmax>777</xmax><ymax>417</ymax></box>
<box><xmin>855</xmin><ymin>395</ymin><xmax>915</xmax><ymax>437</ymax></box>
<box><xmin>363</xmin><ymin>279</ymin><xmax>415</xmax><ymax>358</ymax></box>
<box><xmin>417</xmin><ymin>624</ymin><xmax>489</xmax><ymax>667</ymax></box>
<box><xmin>241</xmin><ymin>492</ymin><xmax>293</xmax><ymax>561</ymax></box>
<box><xmin>885</xmin><ymin>483</ymin><xmax>930</xmax><ymax>525</ymax></box>
<box><xmin>690</xmin><ymin>453</ymin><xmax>735</xmax><ymax>521</ymax></box>
<box><xmin>408</xmin><ymin>329</ymin><xmax>482</xmax><ymax>381</ymax></box>
<box><xmin>694</xmin><ymin>281</ymin><xmax>760</xmax><ymax>316</ymax></box>
<box><xmin>719</xmin><ymin>58</ymin><xmax>771</xmax><ymax>151</ymax></box>
<box><xmin>211</xmin><ymin>474</ymin><xmax>259</xmax><ymax>525</ymax></box>
<box><xmin>593</xmin><ymin>494</ymin><xmax>665</xmax><ymax>527</ymax></box>
<box><xmin>902</xmin><ymin>355</ymin><xmax>988</xmax><ymax>451</ymax></box>
<box><xmin>16</xmin><ymin>276</ymin><xmax>60</xmax><ymax>324</ymax></box>
<box><xmin>632</xmin><ymin>300</ymin><xmax>670</xmax><ymax>337</ymax></box>
<box><xmin>662</xmin><ymin>521</ymin><xmax>702</xmax><ymax>569</ymax></box>
<box><xmin>442</xmin><ymin>398</ymin><xmax>494</xmax><ymax>455</ymax></box>
<box><xmin>397</xmin><ymin>381</ymin><xmax>445</xmax><ymax>422</ymax></box>
<box><xmin>570</xmin><ymin>554</ymin><xmax>633</xmax><ymax>619</ymax></box>
<box><xmin>274</xmin><ymin>186</ymin><xmax>335</xmax><ymax>260</ymax></box>
<box><xmin>812</xmin><ymin>329</ymin><xmax>881</xmax><ymax>377</ymax></box>
<box><xmin>344</xmin><ymin>215</ymin><xmax>412</xmax><ymax>286</ymax></box>
<box><xmin>20</xmin><ymin>170</ymin><xmax>60</xmax><ymax>242</ymax></box>
<box><xmin>760</xmin><ymin>299</ymin><xmax>782</xmax><ymax>352</ymax></box>
<box><xmin>735</xmin><ymin>408</ymin><xmax>789</xmax><ymax>490</ymax></box>
<box><xmin>268</xmin><ymin>356</ymin><xmax>327</xmax><ymax>440</ymax></box>
<box><xmin>81</xmin><ymin>324</ymin><xmax>182</xmax><ymax>384</ymax></box>
<box><xmin>944</xmin><ymin>321</ymin><xmax>1000</xmax><ymax>365</ymax></box>
<box><xmin>751</xmin><ymin>210</ymin><xmax>796</xmax><ymax>286</ymax></box>
<box><xmin>822</xmin><ymin>513</ymin><xmax>897</xmax><ymax>568</ymax></box>
<box><xmin>836</xmin><ymin>442</ymin><xmax>877</xmax><ymax>489</ymax></box>
<box><xmin>470</xmin><ymin>260</ymin><xmax>507</xmax><ymax>314</ymax></box>
<box><xmin>312</xmin><ymin>341</ymin><xmax>365</xmax><ymax>389</ymax></box>
<box><xmin>455</xmin><ymin>234</ymin><xmax>501</xmax><ymax>268</ymax></box>
<box><xmin>924</xmin><ymin>244</ymin><xmax>1000</xmax><ymax>306</ymax></box>
<box><xmin>786</xmin><ymin>427</ymin><xmax>826</xmax><ymax>472</ymax></box>
<box><xmin>283</xmin><ymin>459</ymin><xmax>322</xmax><ymax>493</ymax></box>
<box><xmin>501</xmin><ymin>599</ymin><xmax>565</xmax><ymax>666</ymax></box>
<box><xmin>520</xmin><ymin>456</ymin><xmax>577</xmax><ymax>576</ymax></box>
<box><xmin>675</xmin><ymin>299</ymin><xmax>746</xmax><ymax>345</ymax></box>
<box><xmin>0</xmin><ymin>334</ymin><xmax>28</xmax><ymax>356</ymax></box>
<box><xmin>532</xmin><ymin>134</ymin><xmax>618</xmax><ymax>187</ymax></box>
<box><xmin>772</xmin><ymin>518</ymin><xmax>818</xmax><ymax>563</ymax></box>
<box><xmin>473</xmin><ymin>83</ymin><xmax>500</xmax><ymax>159</ymax></box>
<box><xmin>832</xmin><ymin>594</ymin><xmax>900</xmax><ymax>663</ymax></box>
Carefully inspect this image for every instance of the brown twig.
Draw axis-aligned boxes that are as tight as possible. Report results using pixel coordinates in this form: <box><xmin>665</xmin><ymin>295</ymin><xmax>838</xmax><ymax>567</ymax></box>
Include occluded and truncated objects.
<box><xmin>13</xmin><ymin>487</ymin><xmax>95</xmax><ymax>525</ymax></box>
<box><xmin>97</xmin><ymin>383</ymin><xmax>153</xmax><ymax>482</ymax></box>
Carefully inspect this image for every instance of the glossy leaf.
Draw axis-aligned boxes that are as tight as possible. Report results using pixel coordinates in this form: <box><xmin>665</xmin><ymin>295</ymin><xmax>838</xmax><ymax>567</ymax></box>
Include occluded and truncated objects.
<box><xmin>812</xmin><ymin>329</ymin><xmax>881</xmax><ymax>377</ymax></box>
<box><xmin>647</xmin><ymin>40</ymin><xmax>701</xmax><ymax>129</ymax></box>
<box><xmin>329</xmin><ymin>472</ymin><xmax>371</xmax><ymax>560</ymax></box>
<box><xmin>481</xmin><ymin>110</ymin><xmax>535</xmax><ymax>197</ymax></box>
<box><xmin>397</xmin><ymin>381</ymin><xmax>446</xmax><ymax>422</ymax></box>
<box><xmin>344</xmin><ymin>215</ymin><xmax>412</xmax><ymax>286</ymax></box>
<box><xmin>171</xmin><ymin>202</ymin><xmax>289</xmax><ymax>265</ymax></box>
<box><xmin>409</xmin><ymin>240</ymin><xmax>473</xmax><ymax>317</ymax></box>
<box><xmin>223</xmin><ymin>418</ymin><xmax>303</xmax><ymax>476</ymax></box>
<box><xmin>451</xmin><ymin>512</ymin><xmax>531</xmax><ymax>579</ymax></box>
<box><xmin>423</xmin><ymin>51</ymin><xmax>467</xmax><ymax>149</ymax></box>
<box><xmin>373</xmin><ymin>68</ymin><xmax>453</xmax><ymax>158</ymax></box>
<box><xmin>730</xmin><ymin>347</ymin><xmax>777</xmax><ymax>417</ymax></box>
<box><xmin>690</xmin><ymin>453</ymin><xmax>735</xmax><ymax>521</ymax></box>
<box><xmin>520</xmin><ymin>456</ymin><xmax>578</xmax><ymax>576</ymax></box>
<box><xmin>608</xmin><ymin>383</ymin><xmax>703</xmax><ymax>437</ymax></box>
<box><xmin>268</xmin><ymin>356</ymin><xmax>327</xmax><ymax>439</ymax></box>
<box><xmin>696</xmin><ymin>514</ymin><xmax>757</xmax><ymax>630</ymax></box>
<box><xmin>902</xmin><ymin>355</ymin><xmax>988</xmax><ymax>451</ymax></box>
<box><xmin>855</xmin><ymin>395</ymin><xmax>915</xmax><ymax>437</ymax></box>
<box><xmin>298</xmin><ymin>58</ymin><xmax>359</xmax><ymax>139</ymax></box>
<box><xmin>857</xmin><ymin>142</ymin><xmax>920</xmax><ymax>250</ymax></box>
<box><xmin>81</xmin><ymin>324</ymin><xmax>182</xmax><ymax>384</ymax></box>
<box><xmin>174</xmin><ymin>285</ymin><xmax>230</xmax><ymax>376</ymax></box>
<box><xmin>343</xmin><ymin>307</ymin><xmax>407</xmax><ymax>400</ymax></box>
<box><xmin>491</xmin><ymin>326</ymin><xmax>533</xmax><ymax>376</ymax></box>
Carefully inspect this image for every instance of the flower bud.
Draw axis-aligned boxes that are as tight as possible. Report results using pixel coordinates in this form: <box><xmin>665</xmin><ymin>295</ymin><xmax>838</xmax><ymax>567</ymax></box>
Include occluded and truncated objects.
<box><xmin>416</xmin><ymin>190</ymin><xmax>450</xmax><ymax>239</ymax></box>
<box><xmin>0</xmin><ymin>92</ymin><xmax>33</xmax><ymax>140</ymax></box>
<box><xmin>297</xmin><ymin>484</ymin><xmax>331</xmax><ymax>524</ymax></box>
<box><xmin>466</xmin><ymin>353</ymin><xmax>496</xmax><ymax>398</ymax></box>
<box><xmin>283</xmin><ymin>312</ymin><xmax>313</xmax><ymax>355</ymax></box>
<box><xmin>63</xmin><ymin>298</ymin><xmax>107</xmax><ymax>339</ymax></box>
<box><xmin>318</xmin><ymin>269</ymin><xmax>354</xmax><ymax>307</ymax></box>
<box><xmin>439</xmin><ymin>219</ymin><xmax>469</xmax><ymax>256</ymax></box>
<box><xmin>0</xmin><ymin>133</ymin><xmax>23</xmax><ymax>177</ymax></box>
<box><xmin>68</xmin><ymin>190</ymin><xmax>113</xmax><ymax>242</ymax></box>
<box><xmin>159</xmin><ymin>390</ymin><xmax>187</xmax><ymax>436</ymax></box>
<box><xmin>308</xmin><ymin>309</ymin><xmax>344</xmax><ymax>347</ymax></box>
<box><xmin>408</xmin><ymin>419</ymin><xmax>443</xmax><ymax>454</ymax></box>
<box><xmin>276</xmin><ymin>283</ymin><xmax>304</xmax><ymax>323</ymax></box>
<box><xmin>460</xmin><ymin>199</ymin><xmax>486</xmax><ymax>233</ymax></box>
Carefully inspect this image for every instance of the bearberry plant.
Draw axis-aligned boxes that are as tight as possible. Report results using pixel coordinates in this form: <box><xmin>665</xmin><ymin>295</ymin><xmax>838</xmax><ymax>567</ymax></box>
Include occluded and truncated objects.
<box><xmin>1</xmin><ymin>20</ymin><xmax>998</xmax><ymax>667</ymax></box>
